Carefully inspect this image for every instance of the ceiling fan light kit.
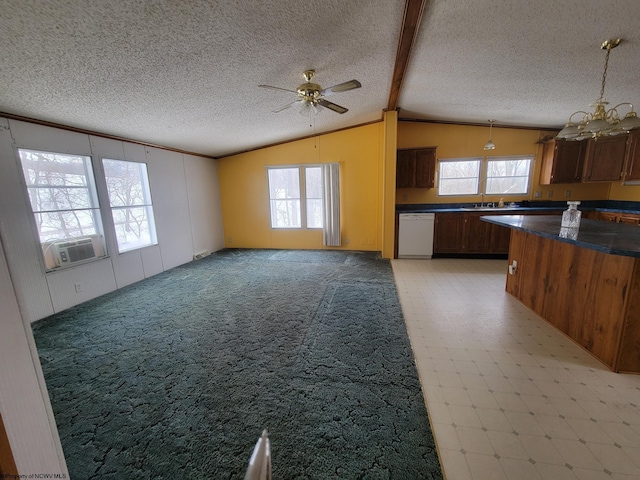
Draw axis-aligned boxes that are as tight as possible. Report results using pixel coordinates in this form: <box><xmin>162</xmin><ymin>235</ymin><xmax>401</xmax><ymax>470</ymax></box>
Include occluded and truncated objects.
<box><xmin>557</xmin><ymin>38</ymin><xmax>640</xmax><ymax>141</ymax></box>
<box><xmin>484</xmin><ymin>119</ymin><xmax>496</xmax><ymax>150</ymax></box>
<box><xmin>259</xmin><ymin>70</ymin><xmax>361</xmax><ymax>119</ymax></box>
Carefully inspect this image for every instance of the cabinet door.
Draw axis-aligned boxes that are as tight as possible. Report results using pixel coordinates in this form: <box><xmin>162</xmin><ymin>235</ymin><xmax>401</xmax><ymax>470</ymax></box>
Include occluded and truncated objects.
<box><xmin>463</xmin><ymin>214</ymin><xmax>491</xmax><ymax>253</ymax></box>
<box><xmin>618</xmin><ymin>214</ymin><xmax>640</xmax><ymax>226</ymax></box>
<box><xmin>583</xmin><ymin>136</ymin><xmax>627</xmax><ymax>182</ymax></box>
<box><xmin>396</xmin><ymin>150</ymin><xmax>416</xmax><ymax>188</ymax></box>
<box><xmin>598</xmin><ymin>212</ymin><xmax>619</xmax><ymax>222</ymax></box>
<box><xmin>552</xmin><ymin>140</ymin><xmax>587</xmax><ymax>183</ymax></box>
<box><xmin>488</xmin><ymin>223</ymin><xmax>512</xmax><ymax>254</ymax></box>
<box><xmin>415</xmin><ymin>149</ymin><xmax>436</xmax><ymax>188</ymax></box>
<box><xmin>434</xmin><ymin>213</ymin><xmax>464</xmax><ymax>253</ymax></box>
<box><xmin>624</xmin><ymin>131</ymin><xmax>640</xmax><ymax>181</ymax></box>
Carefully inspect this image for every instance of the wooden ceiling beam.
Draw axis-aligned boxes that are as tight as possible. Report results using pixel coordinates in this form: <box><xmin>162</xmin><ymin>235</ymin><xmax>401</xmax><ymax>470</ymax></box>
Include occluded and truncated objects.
<box><xmin>387</xmin><ymin>0</ymin><xmax>427</xmax><ymax>112</ymax></box>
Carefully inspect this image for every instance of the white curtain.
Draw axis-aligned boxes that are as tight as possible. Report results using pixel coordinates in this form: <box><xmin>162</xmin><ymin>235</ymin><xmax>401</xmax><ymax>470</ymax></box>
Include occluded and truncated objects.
<box><xmin>322</xmin><ymin>163</ymin><xmax>341</xmax><ymax>247</ymax></box>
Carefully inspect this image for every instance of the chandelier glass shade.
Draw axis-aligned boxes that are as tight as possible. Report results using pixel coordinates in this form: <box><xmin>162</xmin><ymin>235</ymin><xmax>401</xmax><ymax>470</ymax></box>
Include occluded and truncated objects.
<box><xmin>484</xmin><ymin>120</ymin><xmax>496</xmax><ymax>150</ymax></box>
<box><xmin>557</xmin><ymin>39</ymin><xmax>640</xmax><ymax>141</ymax></box>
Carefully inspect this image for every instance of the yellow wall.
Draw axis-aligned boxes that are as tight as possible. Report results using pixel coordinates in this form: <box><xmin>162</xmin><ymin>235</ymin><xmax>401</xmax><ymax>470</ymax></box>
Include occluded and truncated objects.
<box><xmin>608</xmin><ymin>181</ymin><xmax>640</xmax><ymax>201</ymax></box>
<box><xmin>217</xmin><ymin>119</ymin><xmax>640</xmax><ymax>257</ymax></box>
<box><xmin>217</xmin><ymin>123</ymin><xmax>384</xmax><ymax>251</ymax></box>
<box><xmin>396</xmin><ymin>121</ymin><xmax>611</xmax><ymax>204</ymax></box>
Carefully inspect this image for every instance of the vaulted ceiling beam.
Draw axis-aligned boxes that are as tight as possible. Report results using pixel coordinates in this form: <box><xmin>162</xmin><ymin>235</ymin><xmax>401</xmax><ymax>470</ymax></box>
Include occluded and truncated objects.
<box><xmin>387</xmin><ymin>0</ymin><xmax>427</xmax><ymax>111</ymax></box>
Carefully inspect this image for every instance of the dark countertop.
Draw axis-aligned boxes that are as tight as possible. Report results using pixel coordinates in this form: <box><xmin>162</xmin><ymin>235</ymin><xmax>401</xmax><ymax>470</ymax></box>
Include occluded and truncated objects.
<box><xmin>481</xmin><ymin>215</ymin><xmax>640</xmax><ymax>258</ymax></box>
<box><xmin>398</xmin><ymin>206</ymin><xmax>559</xmax><ymax>214</ymax></box>
<box><xmin>396</xmin><ymin>200</ymin><xmax>640</xmax><ymax>215</ymax></box>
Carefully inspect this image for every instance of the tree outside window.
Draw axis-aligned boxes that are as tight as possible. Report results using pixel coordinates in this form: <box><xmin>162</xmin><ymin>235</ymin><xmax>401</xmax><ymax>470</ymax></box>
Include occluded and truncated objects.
<box><xmin>102</xmin><ymin>159</ymin><xmax>157</xmax><ymax>252</ymax></box>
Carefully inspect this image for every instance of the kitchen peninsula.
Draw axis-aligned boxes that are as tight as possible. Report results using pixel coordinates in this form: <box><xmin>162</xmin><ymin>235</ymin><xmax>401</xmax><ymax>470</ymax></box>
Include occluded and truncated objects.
<box><xmin>481</xmin><ymin>215</ymin><xmax>640</xmax><ymax>374</ymax></box>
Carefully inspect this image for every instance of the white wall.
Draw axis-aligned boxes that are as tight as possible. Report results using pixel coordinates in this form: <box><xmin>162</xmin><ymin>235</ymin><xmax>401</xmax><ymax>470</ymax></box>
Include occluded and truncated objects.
<box><xmin>0</xmin><ymin>236</ymin><xmax>68</xmax><ymax>476</ymax></box>
<box><xmin>0</xmin><ymin>116</ymin><xmax>225</xmax><ymax>473</ymax></box>
<box><xmin>1</xmin><ymin>118</ymin><xmax>225</xmax><ymax>321</ymax></box>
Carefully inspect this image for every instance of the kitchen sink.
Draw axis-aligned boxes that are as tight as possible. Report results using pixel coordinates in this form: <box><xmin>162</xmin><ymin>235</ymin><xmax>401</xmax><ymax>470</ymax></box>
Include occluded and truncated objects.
<box><xmin>460</xmin><ymin>207</ymin><xmax>521</xmax><ymax>212</ymax></box>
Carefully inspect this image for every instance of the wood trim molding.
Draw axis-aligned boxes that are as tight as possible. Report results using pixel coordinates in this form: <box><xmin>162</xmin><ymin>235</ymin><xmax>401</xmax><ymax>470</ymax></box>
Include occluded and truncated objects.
<box><xmin>398</xmin><ymin>116</ymin><xmax>560</xmax><ymax>132</ymax></box>
<box><xmin>387</xmin><ymin>0</ymin><xmax>427</xmax><ymax>112</ymax></box>
<box><xmin>215</xmin><ymin>119</ymin><xmax>383</xmax><ymax>159</ymax></box>
<box><xmin>0</xmin><ymin>413</ymin><xmax>18</xmax><ymax>477</ymax></box>
<box><xmin>0</xmin><ymin>112</ymin><xmax>216</xmax><ymax>160</ymax></box>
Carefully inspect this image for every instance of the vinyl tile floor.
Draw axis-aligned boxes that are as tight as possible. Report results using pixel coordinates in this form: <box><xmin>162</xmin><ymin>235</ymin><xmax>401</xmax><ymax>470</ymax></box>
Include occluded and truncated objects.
<box><xmin>391</xmin><ymin>258</ymin><xmax>640</xmax><ymax>480</ymax></box>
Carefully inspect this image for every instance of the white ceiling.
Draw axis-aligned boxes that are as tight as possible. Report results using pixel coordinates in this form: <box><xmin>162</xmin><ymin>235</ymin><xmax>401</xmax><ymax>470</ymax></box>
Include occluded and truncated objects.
<box><xmin>1</xmin><ymin>0</ymin><xmax>639</xmax><ymax>158</ymax></box>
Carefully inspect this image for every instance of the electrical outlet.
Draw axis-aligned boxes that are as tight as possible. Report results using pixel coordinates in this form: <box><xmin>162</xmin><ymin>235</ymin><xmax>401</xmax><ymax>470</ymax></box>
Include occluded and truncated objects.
<box><xmin>534</xmin><ymin>191</ymin><xmax>542</xmax><ymax>198</ymax></box>
<box><xmin>345</xmin><ymin>238</ymin><xmax>350</xmax><ymax>244</ymax></box>
<box><xmin>402</xmin><ymin>194</ymin><xmax>408</xmax><ymax>201</ymax></box>
<box><xmin>565</xmin><ymin>190</ymin><xmax>571</xmax><ymax>197</ymax></box>
<box><xmin>74</xmin><ymin>283</ymin><xmax>83</xmax><ymax>293</ymax></box>
<box><xmin>547</xmin><ymin>190</ymin><xmax>553</xmax><ymax>198</ymax></box>
<box><xmin>227</xmin><ymin>237</ymin><xmax>232</xmax><ymax>243</ymax></box>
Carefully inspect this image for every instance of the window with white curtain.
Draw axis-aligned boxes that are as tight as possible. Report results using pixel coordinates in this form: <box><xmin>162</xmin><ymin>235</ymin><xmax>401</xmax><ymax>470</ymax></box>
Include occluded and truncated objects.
<box><xmin>268</xmin><ymin>166</ymin><xmax>325</xmax><ymax>229</ymax></box>
<box><xmin>485</xmin><ymin>156</ymin><xmax>533</xmax><ymax>195</ymax></box>
<box><xmin>102</xmin><ymin>159</ymin><xmax>158</xmax><ymax>252</ymax></box>
<box><xmin>267</xmin><ymin>165</ymin><xmax>340</xmax><ymax>244</ymax></box>
<box><xmin>437</xmin><ymin>158</ymin><xmax>482</xmax><ymax>196</ymax></box>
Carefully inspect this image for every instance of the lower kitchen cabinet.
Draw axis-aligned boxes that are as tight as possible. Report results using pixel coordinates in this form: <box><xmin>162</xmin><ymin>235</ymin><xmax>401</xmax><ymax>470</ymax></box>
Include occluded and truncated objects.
<box><xmin>588</xmin><ymin>210</ymin><xmax>640</xmax><ymax>225</ymax></box>
<box><xmin>433</xmin><ymin>213</ymin><xmax>464</xmax><ymax>253</ymax></box>
<box><xmin>434</xmin><ymin>212</ymin><xmax>512</xmax><ymax>255</ymax></box>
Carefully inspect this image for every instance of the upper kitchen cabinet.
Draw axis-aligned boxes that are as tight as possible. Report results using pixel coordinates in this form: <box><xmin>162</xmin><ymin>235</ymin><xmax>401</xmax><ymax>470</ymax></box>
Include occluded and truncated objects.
<box><xmin>396</xmin><ymin>147</ymin><xmax>436</xmax><ymax>188</ymax></box>
<box><xmin>582</xmin><ymin>134</ymin><xmax>627</xmax><ymax>182</ymax></box>
<box><xmin>540</xmin><ymin>138</ymin><xmax>587</xmax><ymax>184</ymax></box>
<box><xmin>623</xmin><ymin>130</ymin><xmax>640</xmax><ymax>181</ymax></box>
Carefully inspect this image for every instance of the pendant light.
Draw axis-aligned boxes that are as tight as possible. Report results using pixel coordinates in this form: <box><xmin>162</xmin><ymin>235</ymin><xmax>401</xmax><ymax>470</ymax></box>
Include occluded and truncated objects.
<box><xmin>484</xmin><ymin>120</ymin><xmax>496</xmax><ymax>150</ymax></box>
<box><xmin>556</xmin><ymin>39</ymin><xmax>640</xmax><ymax>141</ymax></box>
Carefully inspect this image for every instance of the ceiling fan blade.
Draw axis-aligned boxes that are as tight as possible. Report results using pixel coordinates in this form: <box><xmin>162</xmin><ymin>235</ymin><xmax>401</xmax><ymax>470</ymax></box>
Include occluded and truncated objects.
<box><xmin>320</xmin><ymin>79</ymin><xmax>362</xmax><ymax>96</ymax></box>
<box><xmin>258</xmin><ymin>84</ymin><xmax>298</xmax><ymax>94</ymax></box>
<box><xmin>318</xmin><ymin>99</ymin><xmax>348</xmax><ymax>114</ymax></box>
<box><xmin>272</xmin><ymin>100</ymin><xmax>299</xmax><ymax>113</ymax></box>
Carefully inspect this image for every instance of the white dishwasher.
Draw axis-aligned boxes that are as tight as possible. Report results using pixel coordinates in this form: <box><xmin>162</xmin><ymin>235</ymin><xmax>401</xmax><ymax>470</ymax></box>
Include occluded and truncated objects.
<box><xmin>398</xmin><ymin>213</ymin><xmax>435</xmax><ymax>259</ymax></box>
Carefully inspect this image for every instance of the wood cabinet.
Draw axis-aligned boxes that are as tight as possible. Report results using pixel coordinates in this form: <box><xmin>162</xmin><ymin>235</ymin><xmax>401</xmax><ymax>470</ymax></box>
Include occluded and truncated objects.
<box><xmin>540</xmin><ymin>139</ymin><xmax>587</xmax><ymax>184</ymax></box>
<box><xmin>590</xmin><ymin>210</ymin><xmax>640</xmax><ymax>225</ymax></box>
<box><xmin>582</xmin><ymin>135</ymin><xmax>627</xmax><ymax>182</ymax></box>
<box><xmin>623</xmin><ymin>130</ymin><xmax>640</xmax><ymax>181</ymax></box>
<box><xmin>434</xmin><ymin>212</ymin><xmax>513</xmax><ymax>255</ymax></box>
<box><xmin>506</xmin><ymin>227</ymin><xmax>640</xmax><ymax>373</ymax></box>
<box><xmin>396</xmin><ymin>148</ymin><xmax>436</xmax><ymax>188</ymax></box>
<box><xmin>433</xmin><ymin>213</ymin><xmax>464</xmax><ymax>253</ymax></box>
<box><xmin>464</xmin><ymin>214</ymin><xmax>495</xmax><ymax>253</ymax></box>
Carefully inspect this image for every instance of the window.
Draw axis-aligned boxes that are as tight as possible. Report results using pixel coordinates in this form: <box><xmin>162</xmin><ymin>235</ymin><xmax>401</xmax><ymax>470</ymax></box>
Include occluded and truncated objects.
<box><xmin>268</xmin><ymin>166</ymin><xmax>324</xmax><ymax>229</ymax></box>
<box><xmin>18</xmin><ymin>149</ymin><xmax>102</xmax><ymax>242</ymax></box>
<box><xmin>485</xmin><ymin>156</ymin><xmax>532</xmax><ymax>195</ymax></box>
<box><xmin>102</xmin><ymin>159</ymin><xmax>157</xmax><ymax>252</ymax></box>
<box><xmin>437</xmin><ymin>158</ymin><xmax>481</xmax><ymax>196</ymax></box>
<box><xmin>305</xmin><ymin>167</ymin><xmax>323</xmax><ymax>228</ymax></box>
<box><xmin>268</xmin><ymin>168</ymin><xmax>301</xmax><ymax>228</ymax></box>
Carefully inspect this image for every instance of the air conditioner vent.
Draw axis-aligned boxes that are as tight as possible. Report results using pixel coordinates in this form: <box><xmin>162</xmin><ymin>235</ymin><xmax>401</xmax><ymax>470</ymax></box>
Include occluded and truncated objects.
<box><xmin>43</xmin><ymin>234</ymin><xmax>106</xmax><ymax>270</ymax></box>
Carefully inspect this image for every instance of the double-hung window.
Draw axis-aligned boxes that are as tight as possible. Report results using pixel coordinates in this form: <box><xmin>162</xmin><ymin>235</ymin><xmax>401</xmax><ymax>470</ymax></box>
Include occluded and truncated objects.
<box><xmin>267</xmin><ymin>164</ymin><xmax>341</xmax><ymax>246</ymax></box>
<box><xmin>437</xmin><ymin>158</ymin><xmax>482</xmax><ymax>196</ymax></box>
<box><xmin>19</xmin><ymin>149</ymin><xmax>102</xmax><ymax>242</ymax></box>
<box><xmin>102</xmin><ymin>159</ymin><xmax>157</xmax><ymax>253</ymax></box>
<box><xmin>267</xmin><ymin>166</ymin><xmax>323</xmax><ymax>229</ymax></box>
<box><xmin>485</xmin><ymin>156</ymin><xmax>533</xmax><ymax>195</ymax></box>
<box><xmin>18</xmin><ymin>148</ymin><xmax>104</xmax><ymax>270</ymax></box>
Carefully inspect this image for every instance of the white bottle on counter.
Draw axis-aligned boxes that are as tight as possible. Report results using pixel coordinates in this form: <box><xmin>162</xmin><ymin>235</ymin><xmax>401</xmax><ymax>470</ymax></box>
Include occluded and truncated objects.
<box><xmin>561</xmin><ymin>201</ymin><xmax>582</xmax><ymax>228</ymax></box>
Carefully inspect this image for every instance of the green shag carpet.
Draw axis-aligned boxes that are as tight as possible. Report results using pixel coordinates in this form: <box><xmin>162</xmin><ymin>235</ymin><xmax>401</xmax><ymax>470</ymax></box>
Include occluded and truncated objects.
<box><xmin>32</xmin><ymin>249</ymin><xmax>442</xmax><ymax>479</ymax></box>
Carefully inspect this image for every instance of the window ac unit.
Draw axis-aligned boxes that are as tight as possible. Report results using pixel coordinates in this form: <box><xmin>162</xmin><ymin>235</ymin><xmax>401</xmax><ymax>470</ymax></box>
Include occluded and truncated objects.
<box><xmin>43</xmin><ymin>234</ymin><xmax>106</xmax><ymax>268</ymax></box>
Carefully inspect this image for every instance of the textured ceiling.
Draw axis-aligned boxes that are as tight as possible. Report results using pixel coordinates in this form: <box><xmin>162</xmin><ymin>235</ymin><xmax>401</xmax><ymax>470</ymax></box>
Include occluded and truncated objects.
<box><xmin>1</xmin><ymin>1</ymin><xmax>639</xmax><ymax>157</ymax></box>
<box><xmin>400</xmin><ymin>0</ymin><xmax>640</xmax><ymax>129</ymax></box>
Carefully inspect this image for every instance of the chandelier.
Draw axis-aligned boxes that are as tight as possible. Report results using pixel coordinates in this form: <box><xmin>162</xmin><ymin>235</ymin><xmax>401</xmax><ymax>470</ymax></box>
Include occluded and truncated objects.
<box><xmin>556</xmin><ymin>38</ymin><xmax>640</xmax><ymax>141</ymax></box>
<box><xmin>484</xmin><ymin>120</ymin><xmax>496</xmax><ymax>150</ymax></box>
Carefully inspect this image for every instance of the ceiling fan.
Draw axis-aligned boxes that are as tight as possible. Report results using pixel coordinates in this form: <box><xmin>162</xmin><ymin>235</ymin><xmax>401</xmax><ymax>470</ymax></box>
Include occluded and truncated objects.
<box><xmin>259</xmin><ymin>70</ymin><xmax>361</xmax><ymax>115</ymax></box>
